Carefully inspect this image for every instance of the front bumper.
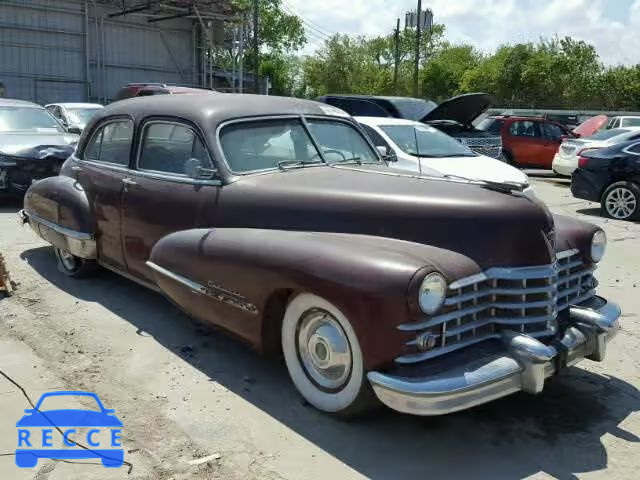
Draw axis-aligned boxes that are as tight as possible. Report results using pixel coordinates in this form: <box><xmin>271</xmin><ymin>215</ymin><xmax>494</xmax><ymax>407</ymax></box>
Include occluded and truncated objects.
<box><xmin>367</xmin><ymin>296</ymin><xmax>620</xmax><ymax>416</ymax></box>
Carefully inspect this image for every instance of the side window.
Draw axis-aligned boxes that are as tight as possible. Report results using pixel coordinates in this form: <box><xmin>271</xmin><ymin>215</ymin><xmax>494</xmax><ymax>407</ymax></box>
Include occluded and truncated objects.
<box><xmin>541</xmin><ymin>122</ymin><xmax>565</xmax><ymax>141</ymax></box>
<box><xmin>138</xmin><ymin>122</ymin><xmax>212</xmax><ymax>176</ymax></box>
<box><xmin>82</xmin><ymin>120</ymin><xmax>133</xmax><ymax>166</ymax></box>
<box><xmin>360</xmin><ymin>124</ymin><xmax>391</xmax><ymax>150</ymax></box>
<box><xmin>626</xmin><ymin>142</ymin><xmax>640</xmax><ymax>154</ymax></box>
<box><xmin>349</xmin><ymin>99</ymin><xmax>388</xmax><ymax>117</ymax></box>
<box><xmin>508</xmin><ymin>121</ymin><xmax>541</xmax><ymax>138</ymax></box>
<box><xmin>608</xmin><ymin>118</ymin><xmax>619</xmax><ymax>129</ymax></box>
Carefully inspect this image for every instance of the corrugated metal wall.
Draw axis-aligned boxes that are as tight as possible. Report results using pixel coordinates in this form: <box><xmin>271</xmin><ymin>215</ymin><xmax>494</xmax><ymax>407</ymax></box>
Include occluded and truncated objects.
<box><xmin>0</xmin><ymin>0</ymin><xmax>198</xmax><ymax>105</ymax></box>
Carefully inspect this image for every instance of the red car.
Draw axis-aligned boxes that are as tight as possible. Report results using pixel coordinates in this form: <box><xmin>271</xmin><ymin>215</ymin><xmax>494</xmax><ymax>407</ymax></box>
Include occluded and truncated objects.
<box><xmin>478</xmin><ymin>115</ymin><xmax>574</xmax><ymax>168</ymax></box>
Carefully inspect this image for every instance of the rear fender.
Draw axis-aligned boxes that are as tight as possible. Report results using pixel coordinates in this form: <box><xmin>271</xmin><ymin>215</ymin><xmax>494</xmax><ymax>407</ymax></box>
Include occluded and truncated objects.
<box><xmin>23</xmin><ymin>176</ymin><xmax>96</xmax><ymax>258</ymax></box>
<box><xmin>148</xmin><ymin>228</ymin><xmax>480</xmax><ymax>369</ymax></box>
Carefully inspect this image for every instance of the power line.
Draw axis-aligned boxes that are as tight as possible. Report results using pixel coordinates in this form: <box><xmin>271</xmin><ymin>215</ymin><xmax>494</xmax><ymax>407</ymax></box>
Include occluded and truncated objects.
<box><xmin>281</xmin><ymin>1</ymin><xmax>335</xmax><ymax>38</ymax></box>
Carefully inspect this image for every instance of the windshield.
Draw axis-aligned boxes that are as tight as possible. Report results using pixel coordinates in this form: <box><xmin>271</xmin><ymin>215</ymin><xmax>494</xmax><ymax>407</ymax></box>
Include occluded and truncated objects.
<box><xmin>0</xmin><ymin>106</ymin><xmax>65</xmax><ymax>133</ymax></box>
<box><xmin>477</xmin><ymin>118</ymin><xmax>504</xmax><ymax>135</ymax></box>
<box><xmin>391</xmin><ymin>98</ymin><xmax>437</xmax><ymax>121</ymax></box>
<box><xmin>380</xmin><ymin>124</ymin><xmax>477</xmax><ymax>157</ymax></box>
<box><xmin>219</xmin><ymin>118</ymin><xmax>379</xmax><ymax>173</ymax></box>
<box><xmin>586</xmin><ymin>128</ymin><xmax>631</xmax><ymax>140</ymax></box>
<box><xmin>68</xmin><ymin>108</ymin><xmax>102</xmax><ymax>126</ymax></box>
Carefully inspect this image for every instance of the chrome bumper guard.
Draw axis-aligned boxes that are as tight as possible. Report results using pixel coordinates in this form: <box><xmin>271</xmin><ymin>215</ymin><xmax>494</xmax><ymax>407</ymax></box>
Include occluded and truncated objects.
<box><xmin>367</xmin><ymin>297</ymin><xmax>620</xmax><ymax>416</ymax></box>
<box><xmin>18</xmin><ymin>209</ymin><xmax>97</xmax><ymax>260</ymax></box>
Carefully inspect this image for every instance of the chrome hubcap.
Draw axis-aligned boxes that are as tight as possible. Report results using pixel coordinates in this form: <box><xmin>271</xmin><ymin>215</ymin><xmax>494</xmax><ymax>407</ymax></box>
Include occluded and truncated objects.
<box><xmin>605</xmin><ymin>187</ymin><xmax>637</xmax><ymax>219</ymax></box>
<box><xmin>297</xmin><ymin>309</ymin><xmax>352</xmax><ymax>390</ymax></box>
<box><xmin>58</xmin><ymin>249</ymin><xmax>77</xmax><ymax>271</ymax></box>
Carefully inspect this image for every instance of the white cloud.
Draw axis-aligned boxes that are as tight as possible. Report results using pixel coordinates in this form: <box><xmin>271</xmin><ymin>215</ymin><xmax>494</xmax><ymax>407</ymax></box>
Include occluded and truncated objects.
<box><xmin>284</xmin><ymin>0</ymin><xmax>640</xmax><ymax>65</ymax></box>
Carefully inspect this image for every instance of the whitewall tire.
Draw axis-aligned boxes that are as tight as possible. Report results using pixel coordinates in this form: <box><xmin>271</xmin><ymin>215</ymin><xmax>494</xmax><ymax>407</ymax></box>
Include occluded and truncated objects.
<box><xmin>281</xmin><ymin>292</ymin><xmax>377</xmax><ymax>417</ymax></box>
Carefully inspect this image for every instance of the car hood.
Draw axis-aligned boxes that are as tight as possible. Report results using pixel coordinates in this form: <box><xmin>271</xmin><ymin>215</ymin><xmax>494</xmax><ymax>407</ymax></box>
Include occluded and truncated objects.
<box><xmin>0</xmin><ymin>132</ymin><xmax>76</xmax><ymax>160</ymax></box>
<box><xmin>219</xmin><ymin>165</ymin><xmax>555</xmax><ymax>269</ymax></box>
<box><xmin>416</xmin><ymin>154</ymin><xmax>529</xmax><ymax>185</ymax></box>
<box><xmin>419</xmin><ymin>93</ymin><xmax>492</xmax><ymax>126</ymax></box>
<box><xmin>16</xmin><ymin>409</ymin><xmax>123</xmax><ymax>427</ymax></box>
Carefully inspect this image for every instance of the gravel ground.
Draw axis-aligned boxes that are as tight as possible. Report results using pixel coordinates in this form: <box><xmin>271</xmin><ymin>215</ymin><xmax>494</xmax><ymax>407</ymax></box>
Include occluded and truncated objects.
<box><xmin>0</xmin><ymin>175</ymin><xmax>638</xmax><ymax>480</ymax></box>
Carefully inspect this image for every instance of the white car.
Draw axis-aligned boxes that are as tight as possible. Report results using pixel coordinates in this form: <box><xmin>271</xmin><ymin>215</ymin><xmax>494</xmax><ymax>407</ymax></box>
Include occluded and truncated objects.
<box><xmin>356</xmin><ymin>116</ymin><xmax>529</xmax><ymax>185</ymax></box>
<box><xmin>552</xmin><ymin>127</ymin><xmax>640</xmax><ymax>176</ymax></box>
<box><xmin>44</xmin><ymin>102</ymin><xmax>103</xmax><ymax>133</ymax></box>
<box><xmin>606</xmin><ymin>116</ymin><xmax>640</xmax><ymax>129</ymax></box>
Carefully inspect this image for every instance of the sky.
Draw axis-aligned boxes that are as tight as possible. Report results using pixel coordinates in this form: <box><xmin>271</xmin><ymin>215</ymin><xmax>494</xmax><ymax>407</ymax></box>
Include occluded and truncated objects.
<box><xmin>284</xmin><ymin>0</ymin><xmax>639</xmax><ymax>65</ymax></box>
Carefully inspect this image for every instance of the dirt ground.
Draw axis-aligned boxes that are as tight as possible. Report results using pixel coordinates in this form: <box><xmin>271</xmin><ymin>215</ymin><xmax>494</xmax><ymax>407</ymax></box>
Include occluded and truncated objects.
<box><xmin>0</xmin><ymin>174</ymin><xmax>638</xmax><ymax>480</ymax></box>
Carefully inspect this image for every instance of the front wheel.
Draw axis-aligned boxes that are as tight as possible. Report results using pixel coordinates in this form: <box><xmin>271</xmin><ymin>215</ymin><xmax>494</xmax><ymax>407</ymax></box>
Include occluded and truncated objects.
<box><xmin>281</xmin><ymin>293</ymin><xmax>378</xmax><ymax>418</ymax></box>
<box><xmin>54</xmin><ymin>247</ymin><xmax>97</xmax><ymax>277</ymax></box>
<box><xmin>601</xmin><ymin>181</ymin><xmax>640</xmax><ymax>220</ymax></box>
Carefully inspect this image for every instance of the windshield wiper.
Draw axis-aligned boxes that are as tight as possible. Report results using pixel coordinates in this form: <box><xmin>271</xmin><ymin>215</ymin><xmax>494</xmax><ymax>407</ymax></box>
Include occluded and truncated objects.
<box><xmin>331</xmin><ymin>156</ymin><xmax>362</xmax><ymax>165</ymax></box>
<box><xmin>443</xmin><ymin>174</ymin><xmax>526</xmax><ymax>195</ymax></box>
<box><xmin>277</xmin><ymin>160</ymin><xmax>319</xmax><ymax>171</ymax></box>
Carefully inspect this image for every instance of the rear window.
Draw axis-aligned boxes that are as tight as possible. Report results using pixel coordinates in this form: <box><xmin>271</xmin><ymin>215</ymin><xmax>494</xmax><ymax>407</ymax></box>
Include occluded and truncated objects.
<box><xmin>391</xmin><ymin>98</ymin><xmax>437</xmax><ymax>121</ymax></box>
<box><xmin>477</xmin><ymin>118</ymin><xmax>504</xmax><ymax>135</ymax></box>
<box><xmin>587</xmin><ymin>128</ymin><xmax>630</xmax><ymax>140</ymax></box>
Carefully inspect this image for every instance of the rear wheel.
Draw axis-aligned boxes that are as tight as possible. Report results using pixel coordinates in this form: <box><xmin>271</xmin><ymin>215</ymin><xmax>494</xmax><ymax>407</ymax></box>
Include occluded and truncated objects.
<box><xmin>281</xmin><ymin>293</ymin><xmax>378</xmax><ymax>418</ymax></box>
<box><xmin>601</xmin><ymin>181</ymin><xmax>640</xmax><ymax>220</ymax></box>
<box><xmin>54</xmin><ymin>247</ymin><xmax>97</xmax><ymax>277</ymax></box>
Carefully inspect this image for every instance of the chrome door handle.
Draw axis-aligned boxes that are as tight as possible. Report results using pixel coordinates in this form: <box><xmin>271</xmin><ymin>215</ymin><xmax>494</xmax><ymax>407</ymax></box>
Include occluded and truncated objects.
<box><xmin>71</xmin><ymin>165</ymin><xmax>82</xmax><ymax>172</ymax></box>
<box><xmin>121</xmin><ymin>178</ymin><xmax>137</xmax><ymax>186</ymax></box>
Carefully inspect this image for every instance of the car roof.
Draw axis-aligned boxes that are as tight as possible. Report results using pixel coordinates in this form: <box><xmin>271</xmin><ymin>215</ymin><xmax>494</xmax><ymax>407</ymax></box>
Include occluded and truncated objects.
<box><xmin>46</xmin><ymin>103</ymin><xmax>104</xmax><ymax>109</ymax></box>
<box><xmin>355</xmin><ymin>116</ymin><xmax>423</xmax><ymax>127</ymax></box>
<box><xmin>320</xmin><ymin>94</ymin><xmax>426</xmax><ymax>102</ymax></box>
<box><xmin>97</xmin><ymin>94</ymin><xmax>350</xmax><ymax>128</ymax></box>
<box><xmin>491</xmin><ymin>115</ymin><xmax>547</xmax><ymax>121</ymax></box>
<box><xmin>0</xmin><ymin>98</ymin><xmax>42</xmax><ymax>108</ymax></box>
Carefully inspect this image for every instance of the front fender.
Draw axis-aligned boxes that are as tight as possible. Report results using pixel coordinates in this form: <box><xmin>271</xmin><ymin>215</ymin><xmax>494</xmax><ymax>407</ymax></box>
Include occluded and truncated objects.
<box><xmin>553</xmin><ymin>214</ymin><xmax>600</xmax><ymax>258</ymax></box>
<box><xmin>148</xmin><ymin>228</ymin><xmax>481</xmax><ymax>369</ymax></box>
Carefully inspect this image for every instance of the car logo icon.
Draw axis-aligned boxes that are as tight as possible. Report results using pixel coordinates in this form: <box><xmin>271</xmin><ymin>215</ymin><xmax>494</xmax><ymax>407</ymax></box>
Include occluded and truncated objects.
<box><xmin>15</xmin><ymin>391</ymin><xmax>124</xmax><ymax>468</ymax></box>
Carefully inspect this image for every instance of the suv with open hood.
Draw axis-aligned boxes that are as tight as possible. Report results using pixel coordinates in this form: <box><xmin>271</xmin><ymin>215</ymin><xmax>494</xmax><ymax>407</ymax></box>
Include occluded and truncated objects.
<box><xmin>316</xmin><ymin>93</ymin><xmax>503</xmax><ymax>160</ymax></box>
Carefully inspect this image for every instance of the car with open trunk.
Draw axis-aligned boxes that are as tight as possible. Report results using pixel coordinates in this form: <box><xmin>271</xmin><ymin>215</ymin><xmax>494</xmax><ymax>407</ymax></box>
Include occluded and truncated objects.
<box><xmin>19</xmin><ymin>94</ymin><xmax>620</xmax><ymax>417</ymax></box>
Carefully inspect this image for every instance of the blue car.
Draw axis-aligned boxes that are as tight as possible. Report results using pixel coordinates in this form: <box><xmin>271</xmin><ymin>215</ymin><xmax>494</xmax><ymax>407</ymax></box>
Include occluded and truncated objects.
<box><xmin>15</xmin><ymin>391</ymin><xmax>124</xmax><ymax>468</ymax></box>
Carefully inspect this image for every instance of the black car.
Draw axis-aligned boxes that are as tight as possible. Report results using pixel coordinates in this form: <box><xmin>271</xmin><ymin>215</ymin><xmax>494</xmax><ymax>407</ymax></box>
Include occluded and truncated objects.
<box><xmin>0</xmin><ymin>99</ymin><xmax>77</xmax><ymax>196</ymax></box>
<box><xmin>571</xmin><ymin>140</ymin><xmax>640</xmax><ymax>220</ymax></box>
<box><xmin>316</xmin><ymin>93</ymin><xmax>504</xmax><ymax>159</ymax></box>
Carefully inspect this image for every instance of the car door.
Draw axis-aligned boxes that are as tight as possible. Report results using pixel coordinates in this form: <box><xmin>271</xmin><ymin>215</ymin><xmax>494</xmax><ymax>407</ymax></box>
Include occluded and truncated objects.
<box><xmin>76</xmin><ymin>118</ymin><xmax>134</xmax><ymax>270</ymax></box>
<box><xmin>539</xmin><ymin>121</ymin><xmax>566</xmax><ymax>168</ymax></box>
<box><xmin>121</xmin><ymin>119</ymin><xmax>220</xmax><ymax>284</ymax></box>
<box><xmin>507</xmin><ymin>120</ymin><xmax>547</xmax><ymax>166</ymax></box>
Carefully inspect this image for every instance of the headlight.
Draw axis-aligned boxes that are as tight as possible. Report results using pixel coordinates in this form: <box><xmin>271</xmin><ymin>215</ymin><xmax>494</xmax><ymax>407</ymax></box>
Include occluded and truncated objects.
<box><xmin>590</xmin><ymin>230</ymin><xmax>606</xmax><ymax>263</ymax></box>
<box><xmin>418</xmin><ymin>272</ymin><xmax>447</xmax><ymax>314</ymax></box>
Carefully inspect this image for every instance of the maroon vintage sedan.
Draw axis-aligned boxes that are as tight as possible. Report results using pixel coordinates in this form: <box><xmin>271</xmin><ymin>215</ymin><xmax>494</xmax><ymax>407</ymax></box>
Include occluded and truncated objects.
<box><xmin>19</xmin><ymin>94</ymin><xmax>620</xmax><ymax>417</ymax></box>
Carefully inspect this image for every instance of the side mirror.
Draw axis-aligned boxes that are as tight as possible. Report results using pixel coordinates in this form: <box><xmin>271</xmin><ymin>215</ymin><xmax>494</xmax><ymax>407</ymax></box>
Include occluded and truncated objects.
<box><xmin>376</xmin><ymin>145</ymin><xmax>397</xmax><ymax>162</ymax></box>
<box><xmin>184</xmin><ymin>158</ymin><xmax>217</xmax><ymax>180</ymax></box>
<box><xmin>67</xmin><ymin>126</ymin><xmax>82</xmax><ymax>135</ymax></box>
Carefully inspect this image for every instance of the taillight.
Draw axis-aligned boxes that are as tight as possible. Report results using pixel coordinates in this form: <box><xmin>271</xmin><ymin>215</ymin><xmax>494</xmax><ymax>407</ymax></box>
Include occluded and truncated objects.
<box><xmin>578</xmin><ymin>156</ymin><xmax>589</xmax><ymax>168</ymax></box>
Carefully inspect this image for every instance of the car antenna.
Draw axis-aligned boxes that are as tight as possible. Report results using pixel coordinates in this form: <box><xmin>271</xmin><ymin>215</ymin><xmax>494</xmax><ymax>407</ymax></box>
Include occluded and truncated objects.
<box><xmin>414</xmin><ymin>126</ymin><xmax>422</xmax><ymax>174</ymax></box>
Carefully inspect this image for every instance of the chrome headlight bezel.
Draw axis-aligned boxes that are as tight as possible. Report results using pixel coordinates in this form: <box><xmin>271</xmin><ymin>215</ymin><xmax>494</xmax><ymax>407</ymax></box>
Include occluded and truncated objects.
<box><xmin>590</xmin><ymin>229</ymin><xmax>606</xmax><ymax>263</ymax></box>
<box><xmin>418</xmin><ymin>272</ymin><xmax>447</xmax><ymax>314</ymax></box>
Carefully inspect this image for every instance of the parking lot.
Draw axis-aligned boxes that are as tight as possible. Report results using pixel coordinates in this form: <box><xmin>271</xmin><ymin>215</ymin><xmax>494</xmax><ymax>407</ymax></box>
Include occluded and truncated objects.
<box><xmin>0</xmin><ymin>174</ymin><xmax>638</xmax><ymax>480</ymax></box>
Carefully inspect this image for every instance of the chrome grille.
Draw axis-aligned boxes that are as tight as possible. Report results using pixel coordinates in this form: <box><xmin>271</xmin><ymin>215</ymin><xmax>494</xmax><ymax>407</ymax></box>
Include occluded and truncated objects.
<box><xmin>397</xmin><ymin>250</ymin><xmax>596</xmax><ymax>364</ymax></box>
<box><xmin>457</xmin><ymin>136</ymin><xmax>503</xmax><ymax>159</ymax></box>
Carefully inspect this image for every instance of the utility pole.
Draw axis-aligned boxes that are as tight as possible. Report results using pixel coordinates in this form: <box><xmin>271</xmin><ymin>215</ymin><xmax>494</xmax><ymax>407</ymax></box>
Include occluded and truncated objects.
<box><xmin>253</xmin><ymin>0</ymin><xmax>259</xmax><ymax>93</ymax></box>
<box><xmin>394</xmin><ymin>18</ymin><xmax>400</xmax><ymax>94</ymax></box>
<box><xmin>413</xmin><ymin>0</ymin><xmax>422</xmax><ymax>97</ymax></box>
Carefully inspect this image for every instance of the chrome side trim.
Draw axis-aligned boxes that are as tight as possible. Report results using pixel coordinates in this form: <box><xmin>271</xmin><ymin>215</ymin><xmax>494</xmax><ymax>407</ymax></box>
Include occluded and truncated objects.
<box><xmin>368</xmin><ymin>298</ymin><xmax>620</xmax><ymax>416</ymax></box>
<box><xmin>22</xmin><ymin>209</ymin><xmax>96</xmax><ymax>259</ymax></box>
<box><xmin>25</xmin><ymin>209</ymin><xmax>93</xmax><ymax>241</ymax></box>
<box><xmin>146</xmin><ymin>261</ymin><xmax>258</xmax><ymax>314</ymax></box>
<box><xmin>146</xmin><ymin>261</ymin><xmax>203</xmax><ymax>293</ymax></box>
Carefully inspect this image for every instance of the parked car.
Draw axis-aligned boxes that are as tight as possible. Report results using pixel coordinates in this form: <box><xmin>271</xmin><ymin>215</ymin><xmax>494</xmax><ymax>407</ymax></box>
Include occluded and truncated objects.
<box><xmin>571</xmin><ymin>140</ymin><xmax>640</xmax><ymax>220</ymax></box>
<box><xmin>45</xmin><ymin>103</ymin><xmax>103</xmax><ymax>134</ymax></box>
<box><xmin>0</xmin><ymin>99</ymin><xmax>77</xmax><ymax>195</ymax></box>
<box><xmin>356</xmin><ymin>116</ymin><xmax>529</xmax><ymax>185</ymax></box>
<box><xmin>605</xmin><ymin>115</ymin><xmax>640</xmax><ymax>129</ymax></box>
<box><xmin>115</xmin><ymin>83</ymin><xmax>215</xmax><ymax>101</ymax></box>
<box><xmin>552</xmin><ymin>127</ymin><xmax>640</xmax><ymax>176</ymax></box>
<box><xmin>316</xmin><ymin>93</ymin><xmax>504</xmax><ymax>160</ymax></box>
<box><xmin>477</xmin><ymin>115</ymin><xmax>575</xmax><ymax>168</ymax></box>
<box><xmin>20</xmin><ymin>94</ymin><xmax>619</xmax><ymax>418</ymax></box>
